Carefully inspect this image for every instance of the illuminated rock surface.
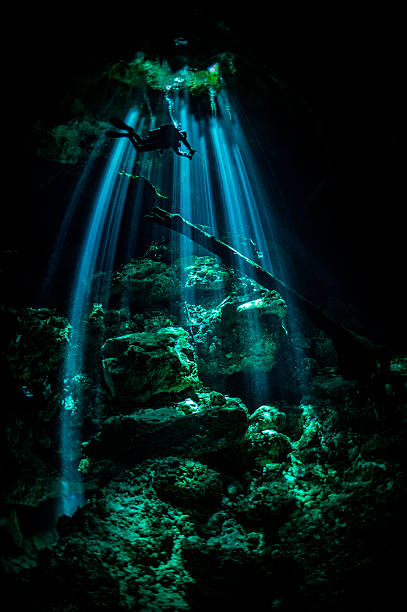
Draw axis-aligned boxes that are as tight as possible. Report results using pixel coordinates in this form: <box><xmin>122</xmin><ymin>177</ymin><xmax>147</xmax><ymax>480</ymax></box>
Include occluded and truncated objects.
<box><xmin>101</xmin><ymin>327</ymin><xmax>200</xmax><ymax>408</ymax></box>
<box><xmin>249</xmin><ymin>404</ymin><xmax>287</xmax><ymax>432</ymax></box>
<box><xmin>2</xmin><ymin>290</ymin><xmax>407</xmax><ymax>610</ymax></box>
<box><xmin>110</xmin><ymin>259</ymin><xmax>180</xmax><ymax>308</ymax></box>
<box><xmin>81</xmin><ymin>391</ymin><xmax>248</xmax><ymax>468</ymax></box>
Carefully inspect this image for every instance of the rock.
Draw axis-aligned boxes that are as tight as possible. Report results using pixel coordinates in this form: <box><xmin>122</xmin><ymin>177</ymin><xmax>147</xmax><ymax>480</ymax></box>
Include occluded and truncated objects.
<box><xmin>292</xmin><ymin>404</ymin><xmax>320</xmax><ymax>450</ymax></box>
<box><xmin>249</xmin><ymin>405</ymin><xmax>286</xmax><ymax>433</ymax></box>
<box><xmin>180</xmin><ymin>255</ymin><xmax>288</xmax><ymax>377</ymax></box>
<box><xmin>21</xmin><ymin>456</ymin><xmax>295</xmax><ymax>611</ymax></box>
<box><xmin>275</xmin><ymin>457</ymin><xmax>406</xmax><ymax>612</ymax></box>
<box><xmin>184</xmin><ymin>256</ymin><xmax>233</xmax><ymax>298</ymax></box>
<box><xmin>99</xmin><ymin>304</ymin><xmax>177</xmax><ymax>339</ymax></box>
<box><xmin>110</xmin><ymin>259</ymin><xmax>179</xmax><ymax>309</ymax></box>
<box><xmin>1</xmin><ymin>308</ymin><xmax>71</xmax><ymax>506</ymax></box>
<box><xmin>181</xmin><ymin>511</ymin><xmax>275</xmax><ymax>610</ymax></box>
<box><xmin>81</xmin><ymin>391</ymin><xmax>249</xmax><ymax>467</ymax></box>
<box><xmin>101</xmin><ymin>327</ymin><xmax>200</xmax><ymax>409</ymax></box>
<box><xmin>38</xmin><ymin>116</ymin><xmax>107</xmax><ymax>164</ymax></box>
<box><xmin>312</xmin><ymin>330</ymin><xmax>339</xmax><ymax>369</ymax></box>
<box><xmin>389</xmin><ymin>355</ymin><xmax>407</xmax><ymax>376</ymax></box>
<box><xmin>183</xmin><ymin>255</ymin><xmax>268</xmax><ymax>302</ymax></box>
<box><xmin>152</xmin><ymin>457</ymin><xmax>223</xmax><ymax>508</ymax></box>
<box><xmin>310</xmin><ymin>373</ymin><xmax>359</xmax><ymax>405</ymax></box>
<box><xmin>236</xmin><ymin>293</ymin><xmax>287</xmax><ymax>319</ymax></box>
<box><xmin>248</xmin><ymin>430</ymin><xmax>292</xmax><ymax>465</ymax></box>
<box><xmin>5</xmin><ymin>307</ymin><xmax>71</xmax><ymax>418</ymax></box>
<box><xmin>188</xmin><ymin>290</ymin><xmax>286</xmax><ymax>377</ymax></box>
<box><xmin>183</xmin><ymin>512</ymin><xmax>265</xmax><ymax>567</ymax></box>
<box><xmin>234</xmin><ymin>477</ymin><xmax>298</xmax><ymax>528</ymax></box>
<box><xmin>27</xmin><ymin>465</ymin><xmax>198</xmax><ymax>611</ymax></box>
<box><xmin>343</xmin><ymin>455</ymin><xmax>390</xmax><ymax>484</ymax></box>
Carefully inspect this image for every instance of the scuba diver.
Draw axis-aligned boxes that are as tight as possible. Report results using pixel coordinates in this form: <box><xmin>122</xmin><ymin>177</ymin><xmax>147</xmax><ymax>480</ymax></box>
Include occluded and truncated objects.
<box><xmin>106</xmin><ymin>117</ymin><xmax>196</xmax><ymax>159</ymax></box>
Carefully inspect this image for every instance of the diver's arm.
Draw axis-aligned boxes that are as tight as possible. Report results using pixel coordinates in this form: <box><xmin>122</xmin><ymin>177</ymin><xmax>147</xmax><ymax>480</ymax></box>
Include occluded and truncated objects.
<box><xmin>173</xmin><ymin>147</ymin><xmax>190</xmax><ymax>158</ymax></box>
<box><xmin>179</xmin><ymin>133</ymin><xmax>194</xmax><ymax>153</ymax></box>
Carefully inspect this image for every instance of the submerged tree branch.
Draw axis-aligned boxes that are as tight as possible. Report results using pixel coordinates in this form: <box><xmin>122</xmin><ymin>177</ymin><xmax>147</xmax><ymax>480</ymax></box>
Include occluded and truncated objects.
<box><xmin>146</xmin><ymin>206</ymin><xmax>387</xmax><ymax>377</ymax></box>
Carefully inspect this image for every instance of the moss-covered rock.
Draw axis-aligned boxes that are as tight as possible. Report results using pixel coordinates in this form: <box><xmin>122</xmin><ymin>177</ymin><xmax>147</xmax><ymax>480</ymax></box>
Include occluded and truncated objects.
<box><xmin>37</xmin><ymin>116</ymin><xmax>109</xmax><ymax>164</ymax></box>
<box><xmin>1</xmin><ymin>308</ymin><xmax>71</xmax><ymax>506</ymax></box>
<box><xmin>26</xmin><ymin>466</ymin><xmax>198</xmax><ymax>611</ymax></box>
<box><xmin>187</xmin><ymin>289</ymin><xmax>286</xmax><ymax>376</ymax></box>
<box><xmin>80</xmin><ymin>391</ymin><xmax>249</xmax><ymax>470</ymax></box>
<box><xmin>183</xmin><ymin>256</ymin><xmax>235</xmax><ymax>298</ymax></box>
<box><xmin>152</xmin><ymin>457</ymin><xmax>223</xmax><ymax>508</ymax></box>
<box><xmin>233</xmin><ymin>476</ymin><xmax>299</xmax><ymax>529</ymax></box>
<box><xmin>5</xmin><ymin>307</ymin><xmax>71</xmax><ymax>418</ymax></box>
<box><xmin>248</xmin><ymin>429</ymin><xmax>292</xmax><ymax>465</ymax></box>
<box><xmin>248</xmin><ymin>404</ymin><xmax>287</xmax><ymax>433</ymax></box>
<box><xmin>110</xmin><ymin>259</ymin><xmax>180</xmax><ymax>309</ymax></box>
<box><xmin>101</xmin><ymin>327</ymin><xmax>200</xmax><ymax>409</ymax></box>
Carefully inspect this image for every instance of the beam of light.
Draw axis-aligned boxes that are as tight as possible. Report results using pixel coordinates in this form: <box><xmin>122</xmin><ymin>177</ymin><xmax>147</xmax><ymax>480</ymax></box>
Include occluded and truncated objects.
<box><xmin>171</xmin><ymin>99</ymin><xmax>193</xmax><ymax>328</ymax></box>
<box><xmin>170</xmin><ymin>96</ymin><xmax>228</xmax><ymax>379</ymax></box>
<box><xmin>172</xmin><ymin>90</ymin><xmax>308</xmax><ymax>403</ymax></box>
<box><xmin>210</xmin><ymin>91</ymin><xmax>284</xmax><ymax>274</ymax></box>
<box><xmin>41</xmin><ymin>135</ymin><xmax>106</xmax><ymax>300</ymax></box>
<box><xmin>59</xmin><ymin>109</ymin><xmax>138</xmax><ymax>516</ymax></box>
<box><xmin>219</xmin><ymin>94</ymin><xmax>309</xmax><ymax>391</ymax></box>
<box><xmin>208</xmin><ymin>96</ymin><xmax>275</xmax><ymax>399</ymax></box>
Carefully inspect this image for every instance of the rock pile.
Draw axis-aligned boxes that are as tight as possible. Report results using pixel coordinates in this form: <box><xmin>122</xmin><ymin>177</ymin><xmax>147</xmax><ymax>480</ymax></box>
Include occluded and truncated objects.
<box><xmin>1</xmin><ymin>247</ymin><xmax>407</xmax><ymax>610</ymax></box>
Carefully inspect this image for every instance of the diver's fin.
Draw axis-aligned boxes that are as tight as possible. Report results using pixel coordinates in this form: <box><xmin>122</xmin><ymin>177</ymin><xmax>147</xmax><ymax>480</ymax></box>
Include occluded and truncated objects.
<box><xmin>109</xmin><ymin>117</ymin><xmax>135</xmax><ymax>133</ymax></box>
<box><xmin>106</xmin><ymin>130</ymin><xmax>130</xmax><ymax>138</ymax></box>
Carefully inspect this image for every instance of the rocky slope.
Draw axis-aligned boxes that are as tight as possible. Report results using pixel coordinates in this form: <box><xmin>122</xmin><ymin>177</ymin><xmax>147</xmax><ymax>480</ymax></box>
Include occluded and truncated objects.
<box><xmin>1</xmin><ymin>247</ymin><xmax>406</xmax><ymax>610</ymax></box>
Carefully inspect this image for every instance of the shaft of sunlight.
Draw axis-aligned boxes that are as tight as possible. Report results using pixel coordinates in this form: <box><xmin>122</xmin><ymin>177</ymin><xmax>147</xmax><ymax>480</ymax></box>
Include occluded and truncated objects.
<box><xmin>60</xmin><ymin>109</ymin><xmax>138</xmax><ymax>516</ymax></box>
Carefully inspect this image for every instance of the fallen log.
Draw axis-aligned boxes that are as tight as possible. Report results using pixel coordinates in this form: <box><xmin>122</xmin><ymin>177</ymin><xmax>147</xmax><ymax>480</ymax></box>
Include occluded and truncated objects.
<box><xmin>146</xmin><ymin>206</ymin><xmax>387</xmax><ymax>378</ymax></box>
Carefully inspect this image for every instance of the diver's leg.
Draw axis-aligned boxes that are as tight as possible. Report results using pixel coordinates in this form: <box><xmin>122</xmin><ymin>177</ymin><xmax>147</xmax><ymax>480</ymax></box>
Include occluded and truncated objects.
<box><xmin>129</xmin><ymin>136</ymin><xmax>144</xmax><ymax>150</ymax></box>
<box><xmin>135</xmin><ymin>142</ymin><xmax>161</xmax><ymax>152</ymax></box>
<box><xmin>110</xmin><ymin>117</ymin><xmax>136</xmax><ymax>133</ymax></box>
<box><xmin>106</xmin><ymin>130</ymin><xmax>130</xmax><ymax>138</ymax></box>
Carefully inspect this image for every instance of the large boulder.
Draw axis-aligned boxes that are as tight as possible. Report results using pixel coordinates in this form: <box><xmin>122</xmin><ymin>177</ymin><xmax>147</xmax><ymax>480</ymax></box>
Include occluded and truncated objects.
<box><xmin>152</xmin><ymin>457</ymin><xmax>223</xmax><ymax>508</ymax></box>
<box><xmin>80</xmin><ymin>390</ymin><xmax>248</xmax><ymax>469</ymax></box>
<box><xmin>248</xmin><ymin>404</ymin><xmax>287</xmax><ymax>433</ymax></box>
<box><xmin>101</xmin><ymin>326</ymin><xmax>200</xmax><ymax>409</ymax></box>
<box><xmin>248</xmin><ymin>430</ymin><xmax>292</xmax><ymax>465</ymax></box>
<box><xmin>183</xmin><ymin>256</ymin><xmax>236</xmax><ymax>301</ymax></box>
<box><xmin>109</xmin><ymin>259</ymin><xmax>179</xmax><ymax>309</ymax></box>
<box><xmin>188</xmin><ymin>290</ymin><xmax>287</xmax><ymax>376</ymax></box>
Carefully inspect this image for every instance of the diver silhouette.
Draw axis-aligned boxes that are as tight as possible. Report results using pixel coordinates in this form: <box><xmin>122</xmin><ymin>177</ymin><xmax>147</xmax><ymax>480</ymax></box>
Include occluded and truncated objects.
<box><xmin>106</xmin><ymin>117</ymin><xmax>196</xmax><ymax>159</ymax></box>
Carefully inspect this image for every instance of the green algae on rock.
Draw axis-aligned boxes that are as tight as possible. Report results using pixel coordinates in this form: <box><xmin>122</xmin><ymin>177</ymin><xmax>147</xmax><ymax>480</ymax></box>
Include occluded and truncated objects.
<box><xmin>110</xmin><ymin>259</ymin><xmax>180</xmax><ymax>309</ymax></box>
<box><xmin>152</xmin><ymin>457</ymin><xmax>223</xmax><ymax>508</ymax></box>
<box><xmin>6</xmin><ymin>307</ymin><xmax>71</xmax><ymax>416</ymax></box>
<box><xmin>248</xmin><ymin>429</ymin><xmax>293</xmax><ymax>465</ymax></box>
<box><xmin>101</xmin><ymin>327</ymin><xmax>200</xmax><ymax>408</ymax></box>
<box><xmin>248</xmin><ymin>404</ymin><xmax>287</xmax><ymax>433</ymax></box>
<box><xmin>186</xmin><ymin>291</ymin><xmax>286</xmax><ymax>376</ymax></box>
<box><xmin>79</xmin><ymin>391</ymin><xmax>248</xmax><ymax>469</ymax></box>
